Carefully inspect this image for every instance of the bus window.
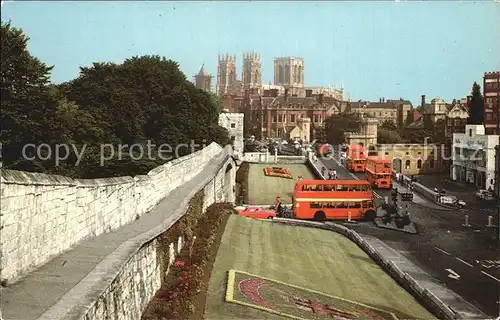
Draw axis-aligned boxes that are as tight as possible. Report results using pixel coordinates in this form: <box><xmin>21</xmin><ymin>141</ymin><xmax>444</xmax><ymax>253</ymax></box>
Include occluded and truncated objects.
<box><xmin>348</xmin><ymin>202</ymin><xmax>361</xmax><ymax>208</ymax></box>
<box><xmin>359</xmin><ymin>185</ymin><xmax>367</xmax><ymax>191</ymax></box>
<box><xmin>338</xmin><ymin>202</ymin><xmax>347</xmax><ymax>208</ymax></box>
<box><xmin>384</xmin><ymin>163</ymin><xmax>391</xmax><ymax>168</ymax></box>
<box><xmin>323</xmin><ymin>185</ymin><xmax>333</xmax><ymax>191</ymax></box>
<box><xmin>315</xmin><ymin>185</ymin><xmax>323</xmax><ymax>191</ymax></box>
<box><xmin>310</xmin><ymin>202</ymin><xmax>320</xmax><ymax>208</ymax></box>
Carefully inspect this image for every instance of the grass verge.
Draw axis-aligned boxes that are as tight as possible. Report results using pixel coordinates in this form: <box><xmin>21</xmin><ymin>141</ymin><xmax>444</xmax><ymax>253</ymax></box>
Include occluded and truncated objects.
<box><xmin>203</xmin><ymin>215</ymin><xmax>436</xmax><ymax>320</ymax></box>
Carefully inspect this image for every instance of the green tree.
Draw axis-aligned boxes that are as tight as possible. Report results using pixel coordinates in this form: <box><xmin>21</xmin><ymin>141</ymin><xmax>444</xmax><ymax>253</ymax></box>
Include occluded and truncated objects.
<box><xmin>467</xmin><ymin>82</ymin><xmax>484</xmax><ymax>124</ymax></box>
<box><xmin>377</xmin><ymin>128</ymin><xmax>404</xmax><ymax>144</ymax></box>
<box><xmin>0</xmin><ymin>22</ymin><xmax>63</xmax><ymax>168</ymax></box>
<box><xmin>380</xmin><ymin>120</ymin><xmax>397</xmax><ymax>131</ymax></box>
<box><xmin>324</xmin><ymin>113</ymin><xmax>361</xmax><ymax>145</ymax></box>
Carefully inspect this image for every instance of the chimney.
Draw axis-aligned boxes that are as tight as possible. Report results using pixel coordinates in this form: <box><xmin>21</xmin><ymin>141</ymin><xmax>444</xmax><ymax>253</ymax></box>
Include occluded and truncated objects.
<box><xmin>421</xmin><ymin>95</ymin><xmax>426</xmax><ymax>108</ymax></box>
<box><xmin>379</xmin><ymin>98</ymin><xmax>382</xmax><ymax>103</ymax></box>
<box><xmin>306</xmin><ymin>89</ymin><xmax>313</xmax><ymax>97</ymax></box>
<box><xmin>383</xmin><ymin>97</ymin><xmax>385</xmax><ymax>103</ymax></box>
<box><xmin>318</xmin><ymin>94</ymin><xmax>324</xmax><ymax>105</ymax></box>
<box><xmin>284</xmin><ymin>88</ymin><xmax>289</xmax><ymax>102</ymax></box>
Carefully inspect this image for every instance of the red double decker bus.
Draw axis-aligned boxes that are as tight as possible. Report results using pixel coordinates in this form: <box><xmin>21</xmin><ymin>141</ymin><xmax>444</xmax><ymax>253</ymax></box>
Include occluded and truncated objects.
<box><xmin>293</xmin><ymin>180</ymin><xmax>376</xmax><ymax>222</ymax></box>
<box><xmin>346</xmin><ymin>144</ymin><xmax>366</xmax><ymax>172</ymax></box>
<box><xmin>365</xmin><ymin>156</ymin><xmax>392</xmax><ymax>189</ymax></box>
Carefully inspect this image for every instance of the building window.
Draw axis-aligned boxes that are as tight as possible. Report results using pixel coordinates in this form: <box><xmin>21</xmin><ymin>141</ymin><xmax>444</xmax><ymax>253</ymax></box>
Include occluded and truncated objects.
<box><xmin>405</xmin><ymin>160</ymin><xmax>411</xmax><ymax>170</ymax></box>
<box><xmin>273</xmin><ymin>115</ymin><xmax>277</xmax><ymax>123</ymax></box>
<box><xmin>417</xmin><ymin>159</ymin><xmax>422</xmax><ymax>169</ymax></box>
<box><xmin>230</xmin><ymin>135</ymin><xmax>235</xmax><ymax>141</ymax></box>
<box><xmin>231</xmin><ymin>123</ymin><xmax>236</xmax><ymax>128</ymax></box>
<box><xmin>486</xmin><ymin>113</ymin><xmax>492</xmax><ymax>120</ymax></box>
<box><xmin>385</xmin><ymin>152</ymin><xmax>389</xmax><ymax>155</ymax></box>
<box><xmin>469</xmin><ymin>129</ymin><xmax>472</xmax><ymax>137</ymax></box>
<box><xmin>430</xmin><ymin>160</ymin><xmax>434</xmax><ymax>168</ymax></box>
<box><xmin>290</xmin><ymin>114</ymin><xmax>296</xmax><ymax>122</ymax></box>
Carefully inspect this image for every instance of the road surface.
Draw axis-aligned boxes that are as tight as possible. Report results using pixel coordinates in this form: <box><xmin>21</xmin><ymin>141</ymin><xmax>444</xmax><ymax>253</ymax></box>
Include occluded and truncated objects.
<box><xmin>318</xmin><ymin>151</ymin><xmax>500</xmax><ymax>317</ymax></box>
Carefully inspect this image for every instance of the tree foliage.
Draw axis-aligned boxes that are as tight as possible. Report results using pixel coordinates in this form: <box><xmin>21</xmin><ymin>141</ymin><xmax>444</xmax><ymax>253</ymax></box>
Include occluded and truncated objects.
<box><xmin>380</xmin><ymin>120</ymin><xmax>397</xmax><ymax>131</ymax></box>
<box><xmin>0</xmin><ymin>22</ymin><xmax>62</xmax><ymax>166</ymax></box>
<box><xmin>377</xmin><ymin>128</ymin><xmax>404</xmax><ymax>144</ymax></box>
<box><xmin>1</xmin><ymin>23</ymin><xmax>229</xmax><ymax>178</ymax></box>
<box><xmin>467</xmin><ymin>82</ymin><xmax>484</xmax><ymax>124</ymax></box>
<box><xmin>324</xmin><ymin>113</ymin><xmax>361</xmax><ymax>145</ymax></box>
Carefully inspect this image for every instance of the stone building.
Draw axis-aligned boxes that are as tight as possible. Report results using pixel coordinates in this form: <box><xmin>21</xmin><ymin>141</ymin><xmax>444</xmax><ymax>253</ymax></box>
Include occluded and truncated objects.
<box><xmin>193</xmin><ymin>64</ymin><xmax>213</xmax><ymax>92</ymax></box>
<box><xmin>217</xmin><ymin>53</ymin><xmax>238</xmax><ymax>96</ymax></box>
<box><xmin>345</xmin><ymin>117</ymin><xmax>379</xmax><ymax>146</ymax></box>
<box><xmin>274</xmin><ymin>57</ymin><xmax>304</xmax><ymax>96</ymax></box>
<box><xmin>218</xmin><ymin>112</ymin><xmax>244</xmax><ymax>154</ymax></box>
<box><xmin>451</xmin><ymin>124</ymin><xmax>499</xmax><ymax>190</ymax></box>
<box><xmin>345</xmin><ymin>98</ymin><xmax>411</xmax><ymax>130</ymax></box>
<box><xmin>368</xmin><ymin>143</ymin><xmax>447</xmax><ymax>175</ymax></box>
<box><xmin>242</xmin><ymin>88</ymin><xmax>342</xmax><ymax>141</ymax></box>
<box><xmin>242</xmin><ymin>52</ymin><xmax>262</xmax><ymax>91</ymax></box>
<box><xmin>483</xmin><ymin>71</ymin><xmax>500</xmax><ymax>135</ymax></box>
<box><xmin>418</xmin><ymin>95</ymin><xmax>469</xmax><ymax>140</ymax></box>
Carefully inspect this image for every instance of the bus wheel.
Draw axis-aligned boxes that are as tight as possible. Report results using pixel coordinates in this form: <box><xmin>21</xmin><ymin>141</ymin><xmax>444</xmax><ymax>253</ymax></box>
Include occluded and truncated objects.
<box><xmin>314</xmin><ymin>211</ymin><xmax>326</xmax><ymax>222</ymax></box>
<box><xmin>364</xmin><ymin>210</ymin><xmax>377</xmax><ymax>222</ymax></box>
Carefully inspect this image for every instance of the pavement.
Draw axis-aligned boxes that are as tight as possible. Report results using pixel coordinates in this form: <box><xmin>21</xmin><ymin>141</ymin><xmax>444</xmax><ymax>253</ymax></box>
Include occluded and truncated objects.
<box><xmin>0</xmin><ymin>155</ymin><xmax>230</xmax><ymax>320</ymax></box>
<box><xmin>317</xmin><ymin>150</ymin><xmax>500</xmax><ymax>317</ymax></box>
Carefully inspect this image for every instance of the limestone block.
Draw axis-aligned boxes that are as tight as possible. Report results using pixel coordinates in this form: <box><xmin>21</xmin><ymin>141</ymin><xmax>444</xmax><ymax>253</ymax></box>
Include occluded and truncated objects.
<box><xmin>177</xmin><ymin>236</ymin><xmax>183</xmax><ymax>254</ymax></box>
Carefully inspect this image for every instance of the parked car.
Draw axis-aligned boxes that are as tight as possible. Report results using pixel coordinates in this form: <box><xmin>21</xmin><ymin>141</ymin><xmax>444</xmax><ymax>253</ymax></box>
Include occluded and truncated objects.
<box><xmin>476</xmin><ymin>189</ymin><xmax>496</xmax><ymax>201</ymax></box>
<box><xmin>436</xmin><ymin>195</ymin><xmax>466</xmax><ymax>208</ymax></box>
<box><xmin>238</xmin><ymin>206</ymin><xmax>276</xmax><ymax>220</ymax></box>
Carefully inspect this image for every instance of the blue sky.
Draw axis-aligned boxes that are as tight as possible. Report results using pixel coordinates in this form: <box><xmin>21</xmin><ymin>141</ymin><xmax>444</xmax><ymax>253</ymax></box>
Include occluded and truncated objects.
<box><xmin>2</xmin><ymin>1</ymin><xmax>499</xmax><ymax>106</ymax></box>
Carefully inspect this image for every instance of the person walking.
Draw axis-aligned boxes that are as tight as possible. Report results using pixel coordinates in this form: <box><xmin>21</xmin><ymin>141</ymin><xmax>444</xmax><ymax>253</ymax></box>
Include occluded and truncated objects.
<box><xmin>328</xmin><ymin>168</ymin><xmax>335</xmax><ymax>180</ymax></box>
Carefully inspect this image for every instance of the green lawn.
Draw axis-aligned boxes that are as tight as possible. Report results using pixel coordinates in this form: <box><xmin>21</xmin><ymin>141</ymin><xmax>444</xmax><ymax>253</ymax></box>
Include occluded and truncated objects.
<box><xmin>247</xmin><ymin>163</ymin><xmax>316</xmax><ymax>205</ymax></box>
<box><xmin>203</xmin><ymin>215</ymin><xmax>436</xmax><ymax>320</ymax></box>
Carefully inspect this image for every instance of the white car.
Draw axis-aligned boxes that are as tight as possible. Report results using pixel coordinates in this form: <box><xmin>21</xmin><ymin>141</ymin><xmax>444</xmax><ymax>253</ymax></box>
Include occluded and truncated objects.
<box><xmin>476</xmin><ymin>189</ymin><xmax>495</xmax><ymax>201</ymax></box>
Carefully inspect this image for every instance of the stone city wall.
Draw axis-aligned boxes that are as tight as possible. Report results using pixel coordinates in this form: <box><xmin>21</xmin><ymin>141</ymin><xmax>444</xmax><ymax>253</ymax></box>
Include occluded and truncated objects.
<box><xmin>0</xmin><ymin>143</ymin><xmax>223</xmax><ymax>283</ymax></box>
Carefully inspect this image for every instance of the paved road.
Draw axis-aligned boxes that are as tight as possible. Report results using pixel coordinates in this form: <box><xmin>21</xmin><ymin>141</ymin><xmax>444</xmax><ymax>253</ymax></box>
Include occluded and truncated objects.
<box><xmin>318</xmin><ymin>152</ymin><xmax>500</xmax><ymax>317</ymax></box>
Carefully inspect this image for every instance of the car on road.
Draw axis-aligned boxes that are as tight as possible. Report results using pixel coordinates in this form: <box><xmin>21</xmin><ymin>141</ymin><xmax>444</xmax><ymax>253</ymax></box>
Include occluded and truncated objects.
<box><xmin>436</xmin><ymin>195</ymin><xmax>466</xmax><ymax>208</ymax></box>
<box><xmin>238</xmin><ymin>206</ymin><xmax>277</xmax><ymax>219</ymax></box>
<box><xmin>476</xmin><ymin>189</ymin><xmax>496</xmax><ymax>202</ymax></box>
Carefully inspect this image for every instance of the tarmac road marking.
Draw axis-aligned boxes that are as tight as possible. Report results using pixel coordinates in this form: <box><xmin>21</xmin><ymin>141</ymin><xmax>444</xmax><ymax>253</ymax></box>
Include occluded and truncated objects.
<box><xmin>434</xmin><ymin>247</ymin><xmax>451</xmax><ymax>256</ymax></box>
<box><xmin>455</xmin><ymin>257</ymin><xmax>473</xmax><ymax>267</ymax></box>
<box><xmin>481</xmin><ymin>271</ymin><xmax>500</xmax><ymax>283</ymax></box>
<box><xmin>445</xmin><ymin>268</ymin><xmax>460</xmax><ymax>279</ymax></box>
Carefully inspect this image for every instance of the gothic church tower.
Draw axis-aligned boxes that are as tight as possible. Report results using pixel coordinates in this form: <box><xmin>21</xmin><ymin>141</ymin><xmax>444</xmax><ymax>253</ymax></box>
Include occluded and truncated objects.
<box><xmin>217</xmin><ymin>53</ymin><xmax>237</xmax><ymax>96</ymax></box>
<box><xmin>242</xmin><ymin>52</ymin><xmax>262</xmax><ymax>91</ymax></box>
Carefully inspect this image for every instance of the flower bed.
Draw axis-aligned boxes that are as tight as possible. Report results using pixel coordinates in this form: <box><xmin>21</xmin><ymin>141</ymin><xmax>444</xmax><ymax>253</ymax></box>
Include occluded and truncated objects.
<box><xmin>142</xmin><ymin>202</ymin><xmax>235</xmax><ymax>320</ymax></box>
<box><xmin>263</xmin><ymin>166</ymin><xmax>293</xmax><ymax>179</ymax></box>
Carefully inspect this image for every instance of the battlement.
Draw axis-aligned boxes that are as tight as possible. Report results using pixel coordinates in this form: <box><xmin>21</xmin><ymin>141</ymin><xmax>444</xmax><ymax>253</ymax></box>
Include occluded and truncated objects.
<box><xmin>243</xmin><ymin>52</ymin><xmax>260</xmax><ymax>61</ymax></box>
<box><xmin>218</xmin><ymin>53</ymin><xmax>236</xmax><ymax>62</ymax></box>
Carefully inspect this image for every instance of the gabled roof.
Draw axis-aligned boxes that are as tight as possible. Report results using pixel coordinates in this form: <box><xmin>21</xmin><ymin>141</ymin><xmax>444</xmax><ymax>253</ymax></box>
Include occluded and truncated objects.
<box><xmin>348</xmin><ymin>101</ymin><xmax>397</xmax><ymax>110</ymax></box>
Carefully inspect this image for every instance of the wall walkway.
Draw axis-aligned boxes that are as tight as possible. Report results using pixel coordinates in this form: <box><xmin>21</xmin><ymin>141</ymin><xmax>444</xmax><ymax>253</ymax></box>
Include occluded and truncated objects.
<box><xmin>0</xmin><ymin>143</ymin><xmax>236</xmax><ymax>320</ymax></box>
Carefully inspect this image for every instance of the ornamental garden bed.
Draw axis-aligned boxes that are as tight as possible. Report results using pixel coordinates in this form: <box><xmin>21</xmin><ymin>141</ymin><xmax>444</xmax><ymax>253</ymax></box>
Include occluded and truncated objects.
<box><xmin>226</xmin><ymin>269</ymin><xmax>398</xmax><ymax>320</ymax></box>
<box><xmin>263</xmin><ymin>167</ymin><xmax>293</xmax><ymax>179</ymax></box>
<box><xmin>142</xmin><ymin>202</ymin><xmax>235</xmax><ymax>320</ymax></box>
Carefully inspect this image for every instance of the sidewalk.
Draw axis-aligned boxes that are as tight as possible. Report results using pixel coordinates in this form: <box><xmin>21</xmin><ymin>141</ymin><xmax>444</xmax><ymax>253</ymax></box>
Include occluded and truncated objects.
<box><xmin>361</xmin><ymin>235</ymin><xmax>487</xmax><ymax>319</ymax></box>
<box><xmin>0</xmin><ymin>155</ymin><xmax>229</xmax><ymax>320</ymax></box>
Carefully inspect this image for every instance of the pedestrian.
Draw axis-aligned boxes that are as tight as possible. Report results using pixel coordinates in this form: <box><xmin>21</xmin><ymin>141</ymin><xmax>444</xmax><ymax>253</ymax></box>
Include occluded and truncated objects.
<box><xmin>395</xmin><ymin>172</ymin><xmax>400</xmax><ymax>183</ymax></box>
<box><xmin>328</xmin><ymin>168</ymin><xmax>335</xmax><ymax>180</ymax></box>
<box><xmin>333</xmin><ymin>169</ymin><xmax>337</xmax><ymax>180</ymax></box>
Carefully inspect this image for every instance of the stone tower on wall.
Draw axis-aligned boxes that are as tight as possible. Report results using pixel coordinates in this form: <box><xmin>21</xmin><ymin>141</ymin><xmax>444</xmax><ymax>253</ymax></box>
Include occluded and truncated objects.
<box><xmin>242</xmin><ymin>52</ymin><xmax>262</xmax><ymax>92</ymax></box>
<box><xmin>217</xmin><ymin>53</ymin><xmax>237</xmax><ymax>96</ymax></box>
<box><xmin>194</xmin><ymin>64</ymin><xmax>213</xmax><ymax>92</ymax></box>
<box><xmin>274</xmin><ymin>57</ymin><xmax>304</xmax><ymax>89</ymax></box>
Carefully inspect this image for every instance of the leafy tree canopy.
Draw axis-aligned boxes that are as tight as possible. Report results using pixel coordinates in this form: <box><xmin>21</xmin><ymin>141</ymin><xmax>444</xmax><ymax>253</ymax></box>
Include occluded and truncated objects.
<box><xmin>1</xmin><ymin>23</ymin><xmax>229</xmax><ymax>178</ymax></box>
<box><xmin>324</xmin><ymin>113</ymin><xmax>361</xmax><ymax>145</ymax></box>
<box><xmin>467</xmin><ymin>82</ymin><xmax>484</xmax><ymax>125</ymax></box>
<box><xmin>377</xmin><ymin>128</ymin><xmax>404</xmax><ymax>144</ymax></box>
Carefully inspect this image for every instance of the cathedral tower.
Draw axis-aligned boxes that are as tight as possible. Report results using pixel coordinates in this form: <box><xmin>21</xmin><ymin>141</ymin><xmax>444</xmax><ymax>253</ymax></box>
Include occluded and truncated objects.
<box><xmin>242</xmin><ymin>52</ymin><xmax>262</xmax><ymax>91</ymax></box>
<box><xmin>217</xmin><ymin>53</ymin><xmax>237</xmax><ymax>96</ymax></box>
<box><xmin>194</xmin><ymin>64</ymin><xmax>213</xmax><ymax>92</ymax></box>
<box><xmin>274</xmin><ymin>57</ymin><xmax>304</xmax><ymax>89</ymax></box>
